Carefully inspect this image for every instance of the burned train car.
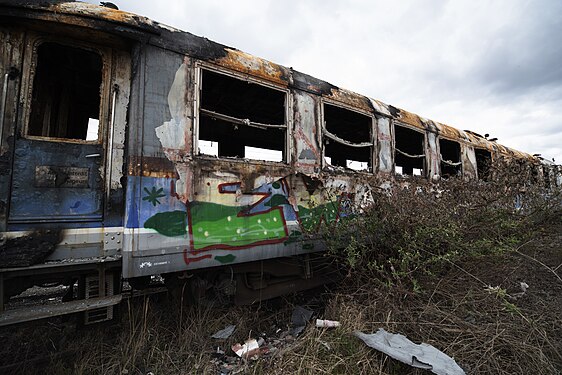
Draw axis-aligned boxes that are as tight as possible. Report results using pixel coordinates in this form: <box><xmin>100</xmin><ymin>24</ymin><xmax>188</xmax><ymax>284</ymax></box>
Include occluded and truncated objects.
<box><xmin>0</xmin><ymin>1</ymin><xmax>558</xmax><ymax>325</ymax></box>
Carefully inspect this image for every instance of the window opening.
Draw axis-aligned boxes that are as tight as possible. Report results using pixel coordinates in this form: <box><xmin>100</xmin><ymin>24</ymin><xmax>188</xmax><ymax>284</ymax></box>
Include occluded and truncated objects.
<box><xmin>541</xmin><ymin>166</ymin><xmax>551</xmax><ymax>188</ymax></box>
<box><xmin>475</xmin><ymin>149</ymin><xmax>492</xmax><ymax>181</ymax></box>
<box><xmin>439</xmin><ymin>139</ymin><xmax>462</xmax><ymax>177</ymax></box>
<box><xmin>199</xmin><ymin>69</ymin><xmax>286</xmax><ymax>161</ymax></box>
<box><xmin>323</xmin><ymin>103</ymin><xmax>372</xmax><ymax>171</ymax></box>
<box><xmin>28</xmin><ymin>42</ymin><xmax>102</xmax><ymax>141</ymax></box>
<box><xmin>394</xmin><ymin>125</ymin><xmax>425</xmax><ymax>176</ymax></box>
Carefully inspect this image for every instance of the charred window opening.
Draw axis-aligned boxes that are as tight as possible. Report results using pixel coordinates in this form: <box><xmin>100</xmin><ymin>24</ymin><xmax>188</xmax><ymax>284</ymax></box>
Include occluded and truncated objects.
<box><xmin>394</xmin><ymin>125</ymin><xmax>425</xmax><ymax>176</ymax></box>
<box><xmin>543</xmin><ymin>166</ymin><xmax>551</xmax><ymax>189</ymax></box>
<box><xmin>199</xmin><ymin>69</ymin><xmax>286</xmax><ymax>162</ymax></box>
<box><xmin>323</xmin><ymin>104</ymin><xmax>372</xmax><ymax>171</ymax></box>
<box><xmin>530</xmin><ymin>164</ymin><xmax>540</xmax><ymax>185</ymax></box>
<box><xmin>28</xmin><ymin>43</ymin><xmax>102</xmax><ymax>141</ymax></box>
<box><xmin>439</xmin><ymin>139</ymin><xmax>462</xmax><ymax>177</ymax></box>
<box><xmin>475</xmin><ymin>149</ymin><xmax>492</xmax><ymax>181</ymax></box>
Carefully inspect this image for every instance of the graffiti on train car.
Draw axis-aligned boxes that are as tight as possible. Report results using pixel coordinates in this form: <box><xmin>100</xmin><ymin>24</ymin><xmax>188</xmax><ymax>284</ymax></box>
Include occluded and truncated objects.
<box><xmin>131</xmin><ymin>173</ymin><xmax>352</xmax><ymax>265</ymax></box>
<box><xmin>120</xmin><ymin>59</ymin><xmax>360</xmax><ymax>266</ymax></box>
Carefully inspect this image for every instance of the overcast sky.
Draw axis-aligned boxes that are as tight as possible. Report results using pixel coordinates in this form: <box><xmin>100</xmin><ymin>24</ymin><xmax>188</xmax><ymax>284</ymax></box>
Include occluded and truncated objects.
<box><xmin>88</xmin><ymin>0</ymin><xmax>562</xmax><ymax>163</ymax></box>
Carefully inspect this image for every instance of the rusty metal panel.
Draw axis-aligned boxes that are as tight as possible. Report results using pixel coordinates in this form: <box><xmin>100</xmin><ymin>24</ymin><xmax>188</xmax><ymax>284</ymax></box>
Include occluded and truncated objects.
<box><xmin>392</xmin><ymin>107</ymin><xmax>426</xmax><ymax>131</ymax></box>
<box><xmin>213</xmin><ymin>49</ymin><xmax>289</xmax><ymax>86</ymax></box>
<box><xmin>325</xmin><ymin>88</ymin><xmax>373</xmax><ymax>114</ymax></box>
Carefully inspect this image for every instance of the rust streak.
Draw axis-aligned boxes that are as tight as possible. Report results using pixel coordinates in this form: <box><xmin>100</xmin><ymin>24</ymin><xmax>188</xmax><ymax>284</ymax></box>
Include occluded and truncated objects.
<box><xmin>214</xmin><ymin>49</ymin><xmax>288</xmax><ymax>86</ymax></box>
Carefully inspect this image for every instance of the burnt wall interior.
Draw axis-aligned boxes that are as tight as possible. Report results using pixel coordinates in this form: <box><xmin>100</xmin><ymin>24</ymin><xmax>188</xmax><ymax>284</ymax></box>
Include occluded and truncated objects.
<box><xmin>199</xmin><ymin>69</ymin><xmax>286</xmax><ymax>161</ymax></box>
<box><xmin>394</xmin><ymin>125</ymin><xmax>425</xmax><ymax>176</ymax></box>
<box><xmin>439</xmin><ymin>138</ymin><xmax>461</xmax><ymax>177</ymax></box>
<box><xmin>475</xmin><ymin>148</ymin><xmax>492</xmax><ymax>181</ymax></box>
<box><xmin>28</xmin><ymin>42</ymin><xmax>102</xmax><ymax>140</ymax></box>
<box><xmin>323</xmin><ymin>104</ymin><xmax>371</xmax><ymax>171</ymax></box>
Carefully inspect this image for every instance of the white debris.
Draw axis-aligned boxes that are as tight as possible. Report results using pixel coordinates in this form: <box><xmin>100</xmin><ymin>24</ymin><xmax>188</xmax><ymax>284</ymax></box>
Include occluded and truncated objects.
<box><xmin>232</xmin><ymin>339</ymin><xmax>260</xmax><ymax>358</ymax></box>
<box><xmin>315</xmin><ymin>319</ymin><xmax>340</xmax><ymax>328</ymax></box>
<box><xmin>354</xmin><ymin>329</ymin><xmax>465</xmax><ymax>375</ymax></box>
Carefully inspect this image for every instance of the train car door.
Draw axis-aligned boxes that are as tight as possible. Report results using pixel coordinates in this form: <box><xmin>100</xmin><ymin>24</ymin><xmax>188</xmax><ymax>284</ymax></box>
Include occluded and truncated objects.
<box><xmin>8</xmin><ymin>35</ymin><xmax>115</xmax><ymax>225</ymax></box>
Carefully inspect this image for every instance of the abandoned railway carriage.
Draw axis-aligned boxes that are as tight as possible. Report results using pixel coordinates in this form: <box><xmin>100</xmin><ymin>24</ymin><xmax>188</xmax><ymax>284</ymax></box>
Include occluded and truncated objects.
<box><xmin>0</xmin><ymin>1</ymin><xmax>558</xmax><ymax>325</ymax></box>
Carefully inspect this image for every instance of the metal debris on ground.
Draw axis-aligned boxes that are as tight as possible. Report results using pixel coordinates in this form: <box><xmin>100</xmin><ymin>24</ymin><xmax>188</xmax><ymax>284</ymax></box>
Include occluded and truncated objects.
<box><xmin>315</xmin><ymin>319</ymin><xmax>340</xmax><ymax>328</ymax></box>
<box><xmin>290</xmin><ymin>305</ymin><xmax>313</xmax><ymax>336</ymax></box>
<box><xmin>354</xmin><ymin>329</ymin><xmax>465</xmax><ymax>375</ymax></box>
<box><xmin>211</xmin><ymin>324</ymin><xmax>236</xmax><ymax>339</ymax></box>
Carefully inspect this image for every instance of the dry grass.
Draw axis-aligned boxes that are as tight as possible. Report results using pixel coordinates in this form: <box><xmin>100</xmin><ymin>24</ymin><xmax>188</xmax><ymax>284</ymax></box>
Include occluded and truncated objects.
<box><xmin>1</xmin><ymin>229</ymin><xmax>560</xmax><ymax>375</ymax></box>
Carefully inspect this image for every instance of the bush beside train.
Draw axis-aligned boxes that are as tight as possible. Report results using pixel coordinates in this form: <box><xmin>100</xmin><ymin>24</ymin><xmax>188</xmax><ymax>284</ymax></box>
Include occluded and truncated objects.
<box><xmin>0</xmin><ymin>1</ymin><xmax>559</xmax><ymax>326</ymax></box>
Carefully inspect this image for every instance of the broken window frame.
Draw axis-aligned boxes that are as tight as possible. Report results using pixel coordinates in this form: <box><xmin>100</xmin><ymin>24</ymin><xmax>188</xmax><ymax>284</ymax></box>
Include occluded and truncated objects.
<box><xmin>438</xmin><ymin>137</ymin><xmax>463</xmax><ymax>178</ymax></box>
<box><xmin>474</xmin><ymin>148</ymin><xmax>492</xmax><ymax>181</ymax></box>
<box><xmin>20</xmin><ymin>35</ymin><xmax>111</xmax><ymax>145</ymax></box>
<box><xmin>321</xmin><ymin>100</ymin><xmax>375</xmax><ymax>173</ymax></box>
<box><xmin>194</xmin><ymin>63</ymin><xmax>291</xmax><ymax>164</ymax></box>
<box><xmin>393</xmin><ymin>122</ymin><xmax>427</xmax><ymax>177</ymax></box>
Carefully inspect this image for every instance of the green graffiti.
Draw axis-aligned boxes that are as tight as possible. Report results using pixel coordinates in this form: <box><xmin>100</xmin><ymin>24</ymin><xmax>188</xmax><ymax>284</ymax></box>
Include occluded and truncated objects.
<box><xmin>143</xmin><ymin>186</ymin><xmax>166</xmax><ymax>206</ymax></box>
<box><xmin>298</xmin><ymin>202</ymin><xmax>339</xmax><ymax>231</ymax></box>
<box><xmin>215</xmin><ymin>254</ymin><xmax>236</xmax><ymax>264</ymax></box>
<box><xmin>144</xmin><ymin>210</ymin><xmax>187</xmax><ymax>236</ymax></box>
<box><xmin>190</xmin><ymin>202</ymin><xmax>286</xmax><ymax>250</ymax></box>
<box><xmin>272</xmin><ymin>181</ymin><xmax>281</xmax><ymax>189</ymax></box>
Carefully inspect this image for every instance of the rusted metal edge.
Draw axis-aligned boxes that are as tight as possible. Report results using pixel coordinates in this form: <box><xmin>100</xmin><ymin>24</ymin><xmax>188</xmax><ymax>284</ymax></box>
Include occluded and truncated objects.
<box><xmin>128</xmin><ymin>155</ymin><xmax>177</xmax><ymax>178</ymax></box>
<box><xmin>0</xmin><ymin>294</ymin><xmax>122</xmax><ymax>327</ymax></box>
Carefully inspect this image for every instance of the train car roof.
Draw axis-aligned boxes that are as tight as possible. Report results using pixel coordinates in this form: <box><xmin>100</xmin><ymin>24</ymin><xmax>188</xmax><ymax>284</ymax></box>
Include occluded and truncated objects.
<box><xmin>0</xmin><ymin>1</ymin><xmax>541</xmax><ymax>163</ymax></box>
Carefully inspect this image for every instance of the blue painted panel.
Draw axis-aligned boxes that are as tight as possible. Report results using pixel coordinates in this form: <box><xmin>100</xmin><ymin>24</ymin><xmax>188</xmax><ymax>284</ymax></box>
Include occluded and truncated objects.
<box><xmin>9</xmin><ymin>138</ymin><xmax>104</xmax><ymax>222</ymax></box>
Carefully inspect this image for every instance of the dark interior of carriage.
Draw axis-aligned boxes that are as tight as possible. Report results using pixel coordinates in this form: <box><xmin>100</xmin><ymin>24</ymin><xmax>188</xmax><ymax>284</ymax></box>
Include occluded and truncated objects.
<box><xmin>199</xmin><ymin>69</ymin><xmax>286</xmax><ymax>162</ymax></box>
<box><xmin>440</xmin><ymin>138</ymin><xmax>462</xmax><ymax>177</ymax></box>
<box><xmin>394</xmin><ymin>125</ymin><xmax>425</xmax><ymax>176</ymax></box>
<box><xmin>323</xmin><ymin>103</ymin><xmax>372</xmax><ymax>171</ymax></box>
<box><xmin>475</xmin><ymin>148</ymin><xmax>492</xmax><ymax>180</ymax></box>
<box><xmin>28</xmin><ymin>42</ymin><xmax>102</xmax><ymax>141</ymax></box>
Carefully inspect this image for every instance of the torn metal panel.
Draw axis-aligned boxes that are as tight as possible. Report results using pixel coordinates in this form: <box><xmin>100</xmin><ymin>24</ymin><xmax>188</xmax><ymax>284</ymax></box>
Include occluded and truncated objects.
<box><xmin>426</xmin><ymin>132</ymin><xmax>440</xmax><ymax>179</ymax></box>
<box><xmin>154</xmin><ymin>55</ymin><xmax>193</xmax><ymax>162</ymax></box>
<box><xmin>461</xmin><ymin>144</ymin><xmax>477</xmax><ymax>179</ymax></box>
<box><xmin>293</xmin><ymin>91</ymin><xmax>320</xmax><ymax>174</ymax></box>
<box><xmin>377</xmin><ymin>117</ymin><xmax>393</xmax><ymax>173</ymax></box>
